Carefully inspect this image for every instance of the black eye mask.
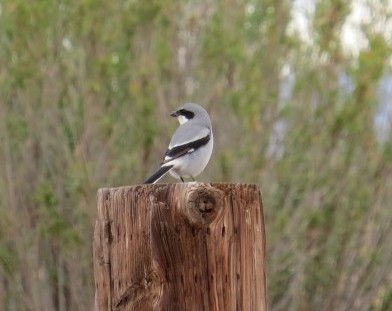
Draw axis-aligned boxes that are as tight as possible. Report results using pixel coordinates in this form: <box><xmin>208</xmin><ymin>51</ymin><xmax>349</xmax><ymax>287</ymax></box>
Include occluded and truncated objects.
<box><xmin>178</xmin><ymin>109</ymin><xmax>195</xmax><ymax>119</ymax></box>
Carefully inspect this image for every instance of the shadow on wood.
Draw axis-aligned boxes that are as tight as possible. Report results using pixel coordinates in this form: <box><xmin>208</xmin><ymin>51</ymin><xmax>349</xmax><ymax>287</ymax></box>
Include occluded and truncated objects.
<box><xmin>94</xmin><ymin>183</ymin><xmax>267</xmax><ymax>311</ymax></box>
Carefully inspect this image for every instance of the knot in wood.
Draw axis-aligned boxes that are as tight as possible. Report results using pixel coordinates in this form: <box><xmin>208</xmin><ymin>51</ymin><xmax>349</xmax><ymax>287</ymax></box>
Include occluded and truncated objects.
<box><xmin>194</xmin><ymin>193</ymin><xmax>215</xmax><ymax>212</ymax></box>
<box><xmin>181</xmin><ymin>184</ymin><xmax>223</xmax><ymax>227</ymax></box>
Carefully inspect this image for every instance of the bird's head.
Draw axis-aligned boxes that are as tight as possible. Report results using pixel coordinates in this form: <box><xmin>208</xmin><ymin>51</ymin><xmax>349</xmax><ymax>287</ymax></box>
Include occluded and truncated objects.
<box><xmin>170</xmin><ymin>108</ymin><xmax>194</xmax><ymax>124</ymax></box>
<box><xmin>170</xmin><ymin>103</ymin><xmax>209</xmax><ymax>125</ymax></box>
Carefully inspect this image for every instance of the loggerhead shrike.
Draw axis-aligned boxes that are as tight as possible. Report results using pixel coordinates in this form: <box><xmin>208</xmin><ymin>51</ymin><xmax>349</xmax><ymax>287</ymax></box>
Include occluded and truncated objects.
<box><xmin>144</xmin><ymin>103</ymin><xmax>213</xmax><ymax>184</ymax></box>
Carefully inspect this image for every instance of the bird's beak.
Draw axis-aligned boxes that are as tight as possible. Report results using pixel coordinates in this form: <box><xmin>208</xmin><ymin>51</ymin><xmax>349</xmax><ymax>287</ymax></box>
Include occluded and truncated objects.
<box><xmin>170</xmin><ymin>111</ymin><xmax>178</xmax><ymax>117</ymax></box>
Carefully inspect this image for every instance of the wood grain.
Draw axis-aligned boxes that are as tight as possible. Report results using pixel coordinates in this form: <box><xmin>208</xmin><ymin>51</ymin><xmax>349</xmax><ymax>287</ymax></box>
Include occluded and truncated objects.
<box><xmin>94</xmin><ymin>183</ymin><xmax>267</xmax><ymax>311</ymax></box>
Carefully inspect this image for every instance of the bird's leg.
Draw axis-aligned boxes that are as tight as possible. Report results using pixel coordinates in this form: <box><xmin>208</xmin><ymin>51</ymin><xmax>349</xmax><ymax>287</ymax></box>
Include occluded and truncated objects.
<box><xmin>191</xmin><ymin>176</ymin><xmax>196</xmax><ymax>181</ymax></box>
<box><xmin>180</xmin><ymin>177</ymin><xmax>185</xmax><ymax>182</ymax></box>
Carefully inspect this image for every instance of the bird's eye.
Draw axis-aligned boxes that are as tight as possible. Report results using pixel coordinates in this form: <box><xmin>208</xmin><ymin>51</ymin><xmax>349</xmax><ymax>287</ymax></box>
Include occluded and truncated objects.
<box><xmin>179</xmin><ymin>109</ymin><xmax>195</xmax><ymax>119</ymax></box>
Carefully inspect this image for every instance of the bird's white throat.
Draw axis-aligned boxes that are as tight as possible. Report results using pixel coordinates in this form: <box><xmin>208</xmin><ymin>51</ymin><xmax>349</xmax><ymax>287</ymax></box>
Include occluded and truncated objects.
<box><xmin>177</xmin><ymin>115</ymin><xmax>188</xmax><ymax>124</ymax></box>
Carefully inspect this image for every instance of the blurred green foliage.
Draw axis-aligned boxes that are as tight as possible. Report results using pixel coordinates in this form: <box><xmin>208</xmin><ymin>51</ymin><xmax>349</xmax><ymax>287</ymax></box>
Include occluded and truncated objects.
<box><xmin>1</xmin><ymin>0</ymin><xmax>391</xmax><ymax>310</ymax></box>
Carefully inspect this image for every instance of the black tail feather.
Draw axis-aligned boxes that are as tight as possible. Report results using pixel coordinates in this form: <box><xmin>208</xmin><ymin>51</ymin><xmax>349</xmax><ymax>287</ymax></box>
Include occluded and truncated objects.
<box><xmin>143</xmin><ymin>165</ymin><xmax>173</xmax><ymax>184</ymax></box>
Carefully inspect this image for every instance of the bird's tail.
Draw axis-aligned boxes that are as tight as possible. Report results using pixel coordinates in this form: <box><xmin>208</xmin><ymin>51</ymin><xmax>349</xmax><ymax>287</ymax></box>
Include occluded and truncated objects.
<box><xmin>143</xmin><ymin>165</ymin><xmax>173</xmax><ymax>184</ymax></box>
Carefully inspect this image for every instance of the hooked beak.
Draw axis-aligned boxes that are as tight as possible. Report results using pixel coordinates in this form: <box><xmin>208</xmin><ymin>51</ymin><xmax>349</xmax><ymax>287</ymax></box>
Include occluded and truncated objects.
<box><xmin>170</xmin><ymin>110</ymin><xmax>179</xmax><ymax>117</ymax></box>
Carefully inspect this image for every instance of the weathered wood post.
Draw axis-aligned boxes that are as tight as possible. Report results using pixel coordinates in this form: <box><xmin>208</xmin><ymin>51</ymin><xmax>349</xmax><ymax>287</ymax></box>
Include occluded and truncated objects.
<box><xmin>94</xmin><ymin>183</ymin><xmax>267</xmax><ymax>311</ymax></box>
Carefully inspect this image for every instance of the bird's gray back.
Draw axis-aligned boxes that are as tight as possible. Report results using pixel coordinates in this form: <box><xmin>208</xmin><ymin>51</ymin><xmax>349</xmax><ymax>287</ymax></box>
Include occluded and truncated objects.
<box><xmin>169</xmin><ymin>121</ymin><xmax>211</xmax><ymax>148</ymax></box>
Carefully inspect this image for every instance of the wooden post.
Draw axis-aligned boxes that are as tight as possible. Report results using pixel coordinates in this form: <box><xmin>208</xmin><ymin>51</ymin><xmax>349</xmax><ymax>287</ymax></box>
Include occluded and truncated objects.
<box><xmin>94</xmin><ymin>183</ymin><xmax>267</xmax><ymax>311</ymax></box>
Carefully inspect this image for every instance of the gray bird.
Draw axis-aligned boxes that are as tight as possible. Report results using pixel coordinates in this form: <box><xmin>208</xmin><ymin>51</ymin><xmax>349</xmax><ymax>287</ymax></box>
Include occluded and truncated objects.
<box><xmin>144</xmin><ymin>103</ymin><xmax>213</xmax><ymax>184</ymax></box>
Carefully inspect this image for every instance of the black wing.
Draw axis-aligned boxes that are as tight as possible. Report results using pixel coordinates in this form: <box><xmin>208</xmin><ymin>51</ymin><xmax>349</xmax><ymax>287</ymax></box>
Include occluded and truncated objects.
<box><xmin>162</xmin><ymin>134</ymin><xmax>211</xmax><ymax>164</ymax></box>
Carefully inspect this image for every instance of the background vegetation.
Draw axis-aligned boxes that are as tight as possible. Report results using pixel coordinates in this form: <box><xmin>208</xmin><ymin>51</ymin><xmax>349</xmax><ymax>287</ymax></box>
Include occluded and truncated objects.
<box><xmin>1</xmin><ymin>0</ymin><xmax>391</xmax><ymax>310</ymax></box>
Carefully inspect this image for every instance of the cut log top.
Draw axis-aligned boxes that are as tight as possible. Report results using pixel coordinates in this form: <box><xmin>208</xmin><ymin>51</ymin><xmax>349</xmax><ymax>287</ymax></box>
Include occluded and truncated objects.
<box><xmin>94</xmin><ymin>183</ymin><xmax>267</xmax><ymax>311</ymax></box>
